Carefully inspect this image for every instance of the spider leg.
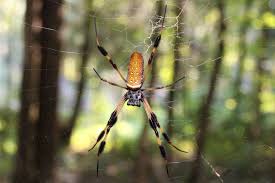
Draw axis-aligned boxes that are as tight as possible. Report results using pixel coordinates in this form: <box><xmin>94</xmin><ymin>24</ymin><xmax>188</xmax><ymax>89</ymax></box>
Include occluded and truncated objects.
<box><xmin>88</xmin><ymin>94</ymin><xmax>127</xmax><ymax>176</ymax></box>
<box><xmin>142</xmin><ymin>75</ymin><xmax>185</xmax><ymax>91</ymax></box>
<box><xmin>93</xmin><ymin>68</ymin><xmax>127</xmax><ymax>89</ymax></box>
<box><xmin>94</xmin><ymin>17</ymin><xmax>127</xmax><ymax>83</ymax></box>
<box><xmin>144</xmin><ymin>4</ymin><xmax>167</xmax><ymax>82</ymax></box>
<box><xmin>143</xmin><ymin>98</ymin><xmax>187</xmax><ymax>153</ymax></box>
<box><xmin>142</xmin><ymin>97</ymin><xmax>170</xmax><ymax>176</ymax></box>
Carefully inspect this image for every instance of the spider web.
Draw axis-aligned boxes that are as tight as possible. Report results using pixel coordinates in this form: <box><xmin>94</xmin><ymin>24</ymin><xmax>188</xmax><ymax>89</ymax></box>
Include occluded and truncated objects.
<box><xmin>0</xmin><ymin>0</ymin><xmax>274</xmax><ymax>182</ymax></box>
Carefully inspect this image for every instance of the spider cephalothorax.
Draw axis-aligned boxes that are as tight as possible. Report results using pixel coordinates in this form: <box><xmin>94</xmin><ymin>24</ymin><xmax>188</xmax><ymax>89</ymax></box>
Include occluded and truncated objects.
<box><xmin>90</xmin><ymin>4</ymin><xmax>186</xmax><ymax>177</ymax></box>
<box><xmin>126</xmin><ymin>90</ymin><xmax>143</xmax><ymax>107</ymax></box>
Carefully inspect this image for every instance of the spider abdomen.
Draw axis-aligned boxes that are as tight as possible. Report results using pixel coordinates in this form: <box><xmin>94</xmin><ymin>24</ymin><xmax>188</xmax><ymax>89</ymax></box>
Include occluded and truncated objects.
<box><xmin>127</xmin><ymin>52</ymin><xmax>144</xmax><ymax>90</ymax></box>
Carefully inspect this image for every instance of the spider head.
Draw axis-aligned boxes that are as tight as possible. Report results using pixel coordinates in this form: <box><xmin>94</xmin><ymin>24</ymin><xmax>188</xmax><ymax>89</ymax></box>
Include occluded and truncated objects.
<box><xmin>126</xmin><ymin>90</ymin><xmax>143</xmax><ymax>107</ymax></box>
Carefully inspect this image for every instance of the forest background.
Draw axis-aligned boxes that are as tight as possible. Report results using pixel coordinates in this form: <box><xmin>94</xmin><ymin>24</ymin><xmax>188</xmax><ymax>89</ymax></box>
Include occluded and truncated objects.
<box><xmin>0</xmin><ymin>0</ymin><xmax>274</xmax><ymax>182</ymax></box>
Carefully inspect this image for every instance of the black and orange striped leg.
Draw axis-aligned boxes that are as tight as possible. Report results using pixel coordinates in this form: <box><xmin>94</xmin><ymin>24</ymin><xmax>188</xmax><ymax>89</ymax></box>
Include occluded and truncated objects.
<box><xmin>152</xmin><ymin>113</ymin><xmax>188</xmax><ymax>153</ymax></box>
<box><xmin>94</xmin><ymin>17</ymin><xmax>127</xmax><ymax>83</ymax></box>
<box><xmin>89</xmin><ymin>95</ymin><xmax>126</xmax><ymax>176</ymax></box>
<box><xmin>93</xmin><ymin>68</ymin><xmax>127</xmax><ymax>89</ymax></box>
<box><xmin>143</xmin><ymin>98</ymin><xmax>187</xmax><ymax>153</ymax></box>
<box><xmin>142</xmin><ymin>75</ymin><xmax>186</xmax><ymax>91</ymax></box>
<box><xmin>142</xmin><ymin>98</ymin><xmax>170</xmax><ymax>176</ymax></box>
<box><xmin>144</xmin><ymin>4</ymin><xmax>167</xmax><ymax>81</ymax></box>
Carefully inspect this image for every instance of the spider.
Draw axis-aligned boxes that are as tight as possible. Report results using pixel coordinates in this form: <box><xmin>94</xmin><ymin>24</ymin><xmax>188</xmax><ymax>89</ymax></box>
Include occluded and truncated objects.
<box><xmin>89</xmin><ymin>4</ymin><xmax>187</xmax><ymax>177</ymax></box>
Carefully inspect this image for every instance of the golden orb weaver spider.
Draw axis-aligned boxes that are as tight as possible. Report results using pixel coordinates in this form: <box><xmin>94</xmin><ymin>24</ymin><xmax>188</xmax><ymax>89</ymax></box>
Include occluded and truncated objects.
<box><xmin>90</xmin><ymin>4</ymin><xmax>187</xmax><ymax>177</ymax></box>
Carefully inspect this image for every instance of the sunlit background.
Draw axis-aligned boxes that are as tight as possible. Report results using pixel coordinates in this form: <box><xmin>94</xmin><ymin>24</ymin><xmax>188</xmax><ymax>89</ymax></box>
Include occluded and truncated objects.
<box><xmin>0</xmin><ymin>0</ymin><xmax>275</xmax><ymax>182</ymax></box>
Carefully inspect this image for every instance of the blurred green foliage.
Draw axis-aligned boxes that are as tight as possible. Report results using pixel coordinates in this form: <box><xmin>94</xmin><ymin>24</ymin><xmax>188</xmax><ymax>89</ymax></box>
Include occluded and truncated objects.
<box><xmin>0</xmin><ymin>0</ymin><xmax>274</xmax><ymax>182</ymax></box>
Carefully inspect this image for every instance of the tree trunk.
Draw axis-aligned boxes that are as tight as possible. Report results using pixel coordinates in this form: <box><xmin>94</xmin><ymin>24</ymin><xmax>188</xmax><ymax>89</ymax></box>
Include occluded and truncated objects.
<box><xmin>246</xmin><ymin>2</ymin><xmax>270</xmax><ymax>140</ymax></box>
<box><xmin>188</xmin><ymin>1</ymin><xmax>226</xmax><ymax>182</ymax></box>
<box><xmin>33</xmin><ymin>0</ymin><xmax>63</xmax><ymax>182</ymax></box>
<box><xmin>134</xmin><ymin>2</ymin><xmax>164</xmax><ymax>183</ymax></box>
<box><xmin>60</xmin><ymin>0</ymin><xmax>93</xmax><ymax>146</ymax></box>
<box><xmin>13</xmin><ymin>0</ymin><xmax>42</xmax><ymax>182</ymax></box>
<box><xmin>247</xmin><ymin>28</ymin><xmax>267</xmax><ymax>140</ymax></box>
<box><xmin>230</xmin><ymin>0</ymin><xmax>252</xmax><ymax>123</ymax></box>
<box><xmin>166</xmin><ymin>0</ymin><xmax>186</xmax><ymax>159</ymax></box>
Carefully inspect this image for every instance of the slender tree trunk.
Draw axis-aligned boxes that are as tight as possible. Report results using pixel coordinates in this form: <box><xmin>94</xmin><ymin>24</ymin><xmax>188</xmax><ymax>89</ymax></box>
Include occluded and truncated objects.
<box><xmin>33</xmin><ymin>0</ymin><xmax>63</xmax><ymax>182</ymax></box>
<box><xmin>231</xmin><ymin>0</ymin><xmax>252</xmax><ymax>122</ymax></box>
<box><xmin>247</xmin><ymin>29</ymin><xmax>267</xmax><ymax>140</ymax></box>
<box><xmin>13</xmin><ymin>0</ymin><xmax>42</xmax><ymax>182</ymax></box>
<box><xmin>60</xmin><ymin>0</ymin><xmax>93</xmax><ymax>146</ymax></box>
<box><xmin>166</xmin><ymin>0</ymin><xmax>186</xmax><ymax>159</ymax></box>
<box><xmin>246</xmin><ymin>2</ymin><xmax>270</xmax><ymax>140</ymax></box>
<box><xmin>188</xmin><ymin>1</ymin><xmax>226</xmax><ymax>182</ymax></box>
<box><xmin>134</xmin><ymin>2</ymin><xmax>164</xmax><ymax>183</ymax></box>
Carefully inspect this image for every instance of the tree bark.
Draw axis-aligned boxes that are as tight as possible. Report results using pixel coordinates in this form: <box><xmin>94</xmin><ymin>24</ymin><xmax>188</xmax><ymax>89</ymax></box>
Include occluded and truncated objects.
<box><xmin>33</xmin><ymin>0</ymin><xmax>63</xmax><ymax>182</ymax></box>
<box><xmin>188</xmin><ymin>1</ymin><xmax>226</xmax><ymax>182</ymax></box>
<box><xmin>13</xmin><ymin>0</ymin><xmax>42</xmax><ymax>182</ymax></box>
<box><xmin>60</xmin><ymin>0</ymin><xmax>93</xmax><ymax>146</ymax></box>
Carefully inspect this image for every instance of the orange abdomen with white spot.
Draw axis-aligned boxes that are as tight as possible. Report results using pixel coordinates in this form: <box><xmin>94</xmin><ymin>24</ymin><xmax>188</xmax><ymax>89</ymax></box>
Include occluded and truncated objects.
<box><xmin>127</xmin><ymin>52</ymin><xmax>144</xmax><ymax>89</ymax></box>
